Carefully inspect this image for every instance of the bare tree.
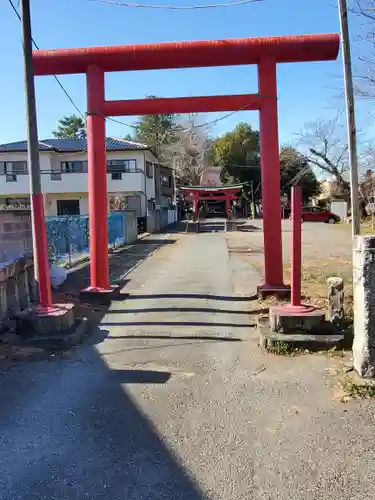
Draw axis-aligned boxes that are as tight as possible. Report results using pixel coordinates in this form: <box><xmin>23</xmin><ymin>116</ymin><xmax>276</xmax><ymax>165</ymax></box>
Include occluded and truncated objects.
<box><xmin>358</xmin><ymin>168</ymin><xmax>375</xmax><ymax>224</ymax></box>
<box><xmin>350</xmin><ymin>0</ymin><xmax>375</xmax><ymax>98</ymax></box>
<box><xmin>167</xmin><ymin>114</ymin><xmax>213</xmax><ymax>186</ymax></box>
<box><xmin>108</xmin><ymin>195</ymin><xmax>128</xmax><ymax>211</ymax></box>
<box><xmin>298</xmin><ymin>115</ymin><xmax>350</xmax><ymax>198</ymax></box>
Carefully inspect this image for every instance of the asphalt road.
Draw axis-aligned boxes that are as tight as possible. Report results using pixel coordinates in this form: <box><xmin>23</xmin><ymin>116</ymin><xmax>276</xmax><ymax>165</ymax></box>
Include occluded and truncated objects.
<box><xmin>0</xmin><ymin>230</ymin><xmax>374</xmax><ymax>500</ymax></box>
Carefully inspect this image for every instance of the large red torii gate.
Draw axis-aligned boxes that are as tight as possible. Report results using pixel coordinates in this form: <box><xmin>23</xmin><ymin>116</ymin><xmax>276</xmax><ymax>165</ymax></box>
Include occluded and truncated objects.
<box><xmin>32</xmin><ymin>34</ymin><xmax>339</xmax><ymax>298</ymax></box>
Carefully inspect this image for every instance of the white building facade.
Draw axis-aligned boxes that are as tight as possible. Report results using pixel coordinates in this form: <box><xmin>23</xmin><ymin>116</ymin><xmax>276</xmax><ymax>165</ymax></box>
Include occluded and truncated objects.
<box><xmin>0</xmin><ymin>138</ymin><xmax>161</xmax><ymax>218</ymax></box>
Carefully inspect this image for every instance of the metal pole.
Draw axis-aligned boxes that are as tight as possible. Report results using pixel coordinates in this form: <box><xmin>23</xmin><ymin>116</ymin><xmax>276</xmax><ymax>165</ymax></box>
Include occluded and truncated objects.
<box><xmin>251</xmin><ymin>180</ymin><xmax>255</xmax><ymax>219</ymax></box>
<box><xmin>291</xmin><ymin>186</ymin><xmax>302</xmax><ymax>307</ymax></box>
<box><xmin>20</xmin><ymin>0</ymin><xmax>52</xmax><ymax>307</ymax></box>
<box><xmin>338</xmin><ymin>0</ymin><xmax>361</xmax><ymax>237</ymax></box>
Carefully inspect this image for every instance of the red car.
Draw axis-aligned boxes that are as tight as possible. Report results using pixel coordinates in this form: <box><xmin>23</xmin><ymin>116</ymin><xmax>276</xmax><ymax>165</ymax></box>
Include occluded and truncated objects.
<box><xmin>301</xmin><ymin>206</ymin><xmax>340</xmax><ymax>223</ymax></box>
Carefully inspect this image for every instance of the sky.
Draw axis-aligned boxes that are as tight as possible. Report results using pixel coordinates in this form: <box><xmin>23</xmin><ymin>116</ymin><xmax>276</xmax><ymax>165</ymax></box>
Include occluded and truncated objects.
<box><xmin>0</xmin><ymin>0</ymin><xmax>371</xmax><ymax>146</ymax></box>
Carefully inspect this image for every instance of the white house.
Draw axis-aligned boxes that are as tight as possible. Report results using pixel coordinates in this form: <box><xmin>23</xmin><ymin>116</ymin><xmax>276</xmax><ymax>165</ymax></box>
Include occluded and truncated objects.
<box><xmin>0</xmin><ymin>137</ymin><xmax>161</xmax><ymax>219</ymax></box>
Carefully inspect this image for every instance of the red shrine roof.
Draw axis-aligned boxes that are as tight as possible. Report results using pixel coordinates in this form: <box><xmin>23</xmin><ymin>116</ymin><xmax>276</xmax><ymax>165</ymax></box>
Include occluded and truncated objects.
<box><xmin>180</xmin><ymin>184</ymin><xmax>244</xmax><ymax>194</ymax></box>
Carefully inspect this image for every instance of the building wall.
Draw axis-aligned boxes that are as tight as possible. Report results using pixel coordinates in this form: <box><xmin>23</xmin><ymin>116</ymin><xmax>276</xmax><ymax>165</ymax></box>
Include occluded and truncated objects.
<box><xmin>159</xmin><ymin>165</ymin><xmax>174</xmax><ymax>204</ymax></box>
<box><xmin>201</xmin><ymin>167</ymin><xmax>221</xmax><ymax>186</ymax></box>
<box><xmin>44</xmin><ymin>192</ymin><xmax>89</xmax><ymax>216</ymax></box>
<box><xmin>0</xmin><ymin>150</ymin><xmax>151</xmax><ymax>197</ymax></box>
<box><xmin>0</xmin><ymin>210</ymin><xmax>32</xmax><ymax>262</ymax></box>
<box><xmin>0</xmin><ymin>147</ymin><xmax>165</xmax><ymax>225</ymax></box>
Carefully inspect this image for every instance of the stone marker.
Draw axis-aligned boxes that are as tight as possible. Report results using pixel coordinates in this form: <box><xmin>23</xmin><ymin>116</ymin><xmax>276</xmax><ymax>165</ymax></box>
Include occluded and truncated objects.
<box><xmin>327</xmin><ymin>276</ymin><xmax>344</xmax><ymax>324</ymax></box>
<box><xmin>353</xmin><ymin>235</ymin><xmax>375</xmax><ymax>378</ymax></box>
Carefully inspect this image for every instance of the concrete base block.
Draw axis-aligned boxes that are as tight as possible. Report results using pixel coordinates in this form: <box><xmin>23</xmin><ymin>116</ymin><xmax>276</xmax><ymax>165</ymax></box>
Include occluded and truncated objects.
<box><xmin>24</xmin><ymin>317</ymin><xmax>89</xmax><ymax>350</ymax></box>
<box><xmin>257</xmin><ymin>315</ymin><xmax>344</xmax><ymax>351</ymax></box>
<box><xmin>353</xmin><ymin>235</ymin><xmax>375</xmax><ymax>378</ymax></box>
<box><xmin>257</xmin><ymin>284</ymin><xmax>291</xmax><ymax>300</ymax></box>
<box><xmin>269</xmin><ymin>304</ymin><xmax>325</xmax><ymax>334</ymax></box>
<box><xmin>186</xmin><ymin>221</ymin><xmax>199</xmax><ymax>233</ymax></box>
<box><xmin>4</xmin><ymin>317</ymin><xmax>89</xmax><ymax>351</ymax></box>
<box><xmin>226</xmin><ymin>220</ymin><xmax>238</xmax><ymax>232</ymax></box>
<box><xmin>16</xmin><ymin>303</ymin><xmax>75</xmax><ymax>336</ymax></box>
<box><xmin>80</xmin><ymin>285</ymin><xmax>120</xmax><ymax>305</ymax></box>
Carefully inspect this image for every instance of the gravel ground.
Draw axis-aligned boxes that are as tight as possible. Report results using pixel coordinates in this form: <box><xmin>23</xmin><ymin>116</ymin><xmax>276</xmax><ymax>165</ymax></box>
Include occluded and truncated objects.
<box><xmin>227</xmin><ymin>219</ymin><xmax>352</xmax><ymax>266</ymax></box>
<box><xmin>228</xmin><ymin>220</ymin><xmax>353</xmax><ymax>303</ymax></box>
<box><xmin>0</xmin><ymin>229</ymin><xmax>374</xmax><ymax>500</ymax></box>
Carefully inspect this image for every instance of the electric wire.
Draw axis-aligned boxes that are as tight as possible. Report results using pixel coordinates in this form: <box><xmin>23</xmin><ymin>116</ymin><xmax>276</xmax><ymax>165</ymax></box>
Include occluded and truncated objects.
<box><xmin>7</xmin><ymin>0</ymin><xmax>85</xmax><ymax>118</ymax></box>
<box><xmin>7</xmin><ymin>0</ymin><xmax>267</xmax><ymax>136</ymax></box>
<box><xmin>90</xmin><ymin>0</ymin><xmax>263</xmax><ymax>11</ymax></box>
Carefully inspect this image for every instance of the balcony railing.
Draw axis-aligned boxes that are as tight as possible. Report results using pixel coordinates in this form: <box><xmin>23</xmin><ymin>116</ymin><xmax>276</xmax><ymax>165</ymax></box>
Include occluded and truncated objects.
<box><xmin>1</xmin><ymin>163</ymin><xmax>144</xmax><ymax>182</ymax></box>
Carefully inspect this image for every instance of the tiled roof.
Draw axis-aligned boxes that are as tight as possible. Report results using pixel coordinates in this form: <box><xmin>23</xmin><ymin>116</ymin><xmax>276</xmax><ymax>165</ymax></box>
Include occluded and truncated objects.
<box><xmin>180</xmin><ymin>183</ymin><xmax>245</xmax><ymax>191</ymax></box>
<box><xmin>0</xmin><ymin>137</ymin><xmax>149</xmax><ymax>153</ymax></box>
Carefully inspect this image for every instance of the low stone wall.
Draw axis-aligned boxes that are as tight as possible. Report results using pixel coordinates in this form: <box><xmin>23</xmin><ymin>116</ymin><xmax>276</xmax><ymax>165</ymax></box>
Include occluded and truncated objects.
<box><xmin>0</xmin><ymin>210</ymin><xmax>32</xmax><ymax>263</ymax></box>
<box><xmin>0</xmin><ymin>256</ymin><xmax>34</xmax><ymax>331</ymax></box>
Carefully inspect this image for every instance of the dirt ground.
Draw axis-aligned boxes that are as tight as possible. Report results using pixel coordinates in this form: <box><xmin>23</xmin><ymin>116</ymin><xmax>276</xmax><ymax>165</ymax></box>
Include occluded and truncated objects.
<box><xmin>227</xmin><ymin>220</ymin><xmax>353</xmax><ymax>312</ymax></box>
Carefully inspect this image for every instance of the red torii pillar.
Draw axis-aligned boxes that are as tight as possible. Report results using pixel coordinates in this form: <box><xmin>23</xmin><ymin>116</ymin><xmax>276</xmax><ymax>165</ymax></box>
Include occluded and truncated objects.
<box><xmin>258</xmin><ymin>58</ymin><xmax>284</xmax><ymax>290</ymax></box>
<box><xmin>86</xmin><ymin>65</ymin><xmax>109</xmax><ymax>291</ymax></box>
<box><xmin>32</xmin><ymin>34</ymin><xmax>339</xmax><ymax>298</ymax></box>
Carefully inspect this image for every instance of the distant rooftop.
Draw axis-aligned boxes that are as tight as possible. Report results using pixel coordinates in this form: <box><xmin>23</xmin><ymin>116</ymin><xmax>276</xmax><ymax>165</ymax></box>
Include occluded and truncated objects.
<box><xmin>0</xmin><ymin>137</ymin><xmax>150</xmax><ymax>153</ymax></box>
<box><xmin>180</xmin><ymin>183</ymin><xmax>245</xmax><ymax>192</ymax></box>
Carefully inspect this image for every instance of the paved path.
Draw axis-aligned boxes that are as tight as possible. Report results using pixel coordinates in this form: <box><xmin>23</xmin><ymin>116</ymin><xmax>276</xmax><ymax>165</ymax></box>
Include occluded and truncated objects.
<box><xmin>1</xmin><ymin>232</ymin><xmax>375</xmax><ymax>500</ymax></box>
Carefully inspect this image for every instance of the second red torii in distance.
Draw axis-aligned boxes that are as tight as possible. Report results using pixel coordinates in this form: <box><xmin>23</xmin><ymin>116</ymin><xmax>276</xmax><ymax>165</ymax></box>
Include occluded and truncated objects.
<box><xmin>32</xmin><ymin>33</ymin><xmax>340</xmax><ymax>297</ymax></box>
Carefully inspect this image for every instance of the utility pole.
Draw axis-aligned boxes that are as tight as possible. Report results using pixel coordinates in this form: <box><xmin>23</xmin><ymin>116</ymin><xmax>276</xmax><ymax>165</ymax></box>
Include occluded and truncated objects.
<box><xmin>20</xmin><ymin>0</ymin><xmax>52</xmax><ymax>307</ymax></box>
<box><xmin>250</xmin><ymin>180</ymin><xmax>255</xmax><ymax>219</ymax></box>
<box><xmin>338</xmin><ymin>0</ymin><xmax>361</xmax><ymax>237</ymax></box>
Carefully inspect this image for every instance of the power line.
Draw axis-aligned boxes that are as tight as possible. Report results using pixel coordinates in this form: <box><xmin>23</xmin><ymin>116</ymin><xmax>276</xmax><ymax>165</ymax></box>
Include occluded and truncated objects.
<box><xmin>8</xmin><ymin>0</ymin><xmax>263</xmax><ymax>135</ymax></box>
<box><xmin>102</xmin><ymin>115</ymin><xmax>139</xmax><ymax>130</ymax></box>
<box><xmin>106</xmin><ymin>94</ymin><xmax>263</xmax><ymax>133</ymax></box>
<box><xmin>170</xmin><ymin>95</ymin><xmax>265</xmax><ymax>133</ymax></box>
<box><xmin>90</xmin><ymin>0</ymin><xmax>263</xmax><ymax>10</ymax></box>
<box><xmin>8</xmin><ymin>0</ymin><xmax>85</xmax><ymax>118</ymax></box>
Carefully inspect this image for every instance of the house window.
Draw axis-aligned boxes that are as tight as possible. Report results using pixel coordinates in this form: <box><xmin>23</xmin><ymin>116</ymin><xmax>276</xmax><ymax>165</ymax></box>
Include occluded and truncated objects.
<box><xmin>61</xmin><ymin>161</ymin><xmax>86</xmax><ymax>173</ymax></box>
<box><xmin>160</xmin><ymin>174</ymin><xmax>171</xmax><ymax>187</ymax></box>
<box><xmin>51</xmin><ymin>172</ymin><xmax>62</xmax><ymax>181</ymax></box>
<box><xmin>146</xmin><ymin>162</ymin><xmax>153</xmax><ymax>178</ymax></box>
<box><xmin>0</xmin><ymin>197</ymin><xmax>30</xmax><ymax>211</ymax></box>
<box><xmin>111</xmin><ymin>172</ymin><xmax>122</xmax><ymax>180</ymax></box>
<box><xmin>0</xmin><ymin>161</ymin><xmax>27</xmax><ymax>182</ymax></box>
<box><xmin>56</xmin><ymin>199</ymin><xmax>80</xmax><ymax>216</ymax></box>
<box><xmin>107</xmin><ymin>159</ymin><xmax>137</xmax><ymax>173</ymax></box>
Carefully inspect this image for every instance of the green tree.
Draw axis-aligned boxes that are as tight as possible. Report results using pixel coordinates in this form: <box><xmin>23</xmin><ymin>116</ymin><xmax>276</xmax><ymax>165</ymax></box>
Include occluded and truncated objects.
<box><xmin>134</xmin><ymin>96</ymin><xmax>178</xmax><ymax>161</ymax></box>
<box><xmin>212</xmin><ymin>123</ymin><xmax>320</xmax><ymax>205</ymax></box>
<box><xmin>280</xmin><ymin>147</ymin><xmax>320</xmax><ymax>202</ymax></box>
<box><xmin>212</xmin><ymin>122</ymin><xmax>261</xmax><ymax>192</ymax></box>
<box><xmin>53</xmin><ymin>115</ymin><xmax>86</xmax><ymax>139</ymax></box>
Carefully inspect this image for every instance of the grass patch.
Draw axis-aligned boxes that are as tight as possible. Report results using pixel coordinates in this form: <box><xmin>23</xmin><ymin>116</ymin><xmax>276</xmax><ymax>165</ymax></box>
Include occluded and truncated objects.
<box><xmin>266</xmin><ymin>340</ymin><xmax>305</xmax><ymax>356</ymax></box>
<box><xmin>339</xmin><ymin>373</ymin><xmax>375</xmax><ymax>399</ymax></box>
<box><xmin>338</xmin><ymin>219</ymin><xmax>375</xmax><ymax>235</ymax></box>
<box><xmin>283</xmin><ymin>258</ymin><xmax>353</xmax><ymax>312</ymax></box>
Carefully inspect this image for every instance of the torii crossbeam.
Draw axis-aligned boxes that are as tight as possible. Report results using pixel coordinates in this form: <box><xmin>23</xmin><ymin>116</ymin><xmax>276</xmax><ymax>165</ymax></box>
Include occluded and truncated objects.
<box><xmin>32</xmin><ymin>34</ymin><xmax>339</xmax><ymax>298</ymax></box>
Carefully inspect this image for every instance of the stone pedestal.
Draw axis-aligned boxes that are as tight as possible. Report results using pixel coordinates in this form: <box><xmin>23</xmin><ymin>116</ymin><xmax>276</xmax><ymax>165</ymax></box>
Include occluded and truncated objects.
<box><xmin>353</xmin><ymin>236</ymin><xmax>375</xmax><ymax>378</ymax></box>
<box><xmin>16</xmin><ymin>303</ymin><xmax>76</xmax><ymax>336</ymax></box>
<box><xmin>269</xmin><ymin>304</ymin><xmax>325</xmax><ymax>334</ymax></box>
<box><xmin>257</xmin><ymin>284</ymin><xmax>291</xmax><ymax>300</ymax></box>
<box><xmin>80</xmin><ymin>285</ymin><xmax>120</xmax><ymax>305</ymax></box>
<box><xmin>327</xmin><ymin>276</ymin><xmax>344</xmax><ymax>324</ymax></box>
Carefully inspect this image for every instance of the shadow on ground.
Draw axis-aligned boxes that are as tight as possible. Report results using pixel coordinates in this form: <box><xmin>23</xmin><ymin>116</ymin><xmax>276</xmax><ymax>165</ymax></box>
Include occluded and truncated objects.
<box><xmin>0</xmin><ymin>334</ymin><xmax>206</xmax><ymax>499</ymax></box>
<box><xmin>118</xmin><ymin>293</ymin><xmax>258</xmax><ymax>302</ymax></box>
<box><xmin>105</xmin><ymin>306</ymin><xmax>266</xmax><ymax>315</ymax></box>
<box><xmin>52</xmin><ymin>237</ymin><xmax>177</xmax><ymax>327</ymax></box>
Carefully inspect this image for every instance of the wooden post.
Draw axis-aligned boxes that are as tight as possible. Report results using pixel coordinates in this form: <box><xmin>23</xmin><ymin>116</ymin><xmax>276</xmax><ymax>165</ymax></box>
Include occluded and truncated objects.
<box><xmin>327</xmin><ymin>276</ymin><xmax>344</xmax><ymax>324</ymax></box>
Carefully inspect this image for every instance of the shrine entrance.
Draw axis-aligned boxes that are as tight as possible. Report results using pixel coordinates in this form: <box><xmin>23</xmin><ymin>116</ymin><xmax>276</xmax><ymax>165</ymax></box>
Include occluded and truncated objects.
<box><xmin>32</xmin><ymin>33</ymin><xmax>339</xmax><ymax>302</ymax></box>
<box><xmin>180</xmin><ymin>184</ymin><xmax>244</xmax><ymax>221</ymax></box>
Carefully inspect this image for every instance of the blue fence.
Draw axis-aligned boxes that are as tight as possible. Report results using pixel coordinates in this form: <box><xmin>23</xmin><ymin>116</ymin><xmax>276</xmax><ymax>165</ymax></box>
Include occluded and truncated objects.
<box><xmin>46</xmin><ymin>212</ymin><xmax>125</xmax><ymax>266</ymax></box>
